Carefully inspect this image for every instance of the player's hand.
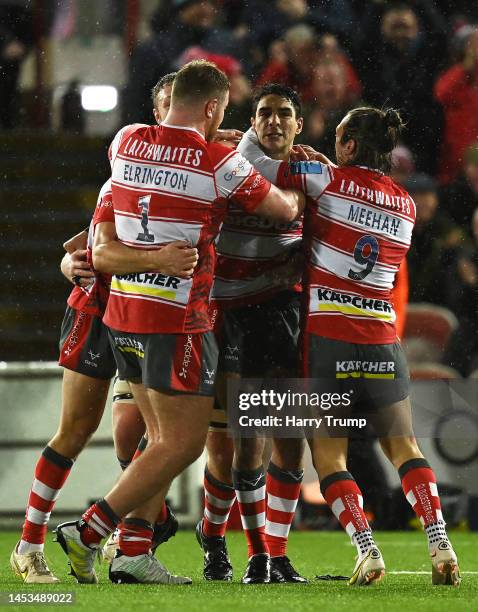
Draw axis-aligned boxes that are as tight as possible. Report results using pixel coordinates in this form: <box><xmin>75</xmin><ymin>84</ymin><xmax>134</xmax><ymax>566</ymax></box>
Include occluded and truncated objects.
<box><xmin>291</xmin><ymin>144</ymin><xmax>335</xmax><ymax>166</ymax></box>
<box><xmin>214</xmin><ymin>129</ymin><xmax>243</xmax><ymax>148</ymax></box>
<box><xmin>64</xmin><ymin>249</ymin><xmax>95</xmax><ymax>287</ymax></box>
<box><xmin>154</xmin><ymin>241</ymin><xmax>199</xmax><ymax>279</ymax></box>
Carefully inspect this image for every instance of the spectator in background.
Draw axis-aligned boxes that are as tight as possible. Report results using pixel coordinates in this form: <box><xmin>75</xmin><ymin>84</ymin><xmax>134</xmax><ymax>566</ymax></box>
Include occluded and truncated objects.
<box><xmin>300</xmin><ymin>57</ymin><xmax>360</xmax><ymax>159</ymax></box>
<box><xmin>0</xmin><ymin>0</ymin><xmax>33</xmax><ymax>128</ymax></box>
<box><xmin>406</xmin><ymin>173</ymin><xmax>461</xmax><ymax>304</ymax></box>
<box><xmin>440</xmin><ymin>143</ymin><xmax>478</xmax><ymax>236</ymax></box>
<box><xmin>355</xmin><ymin>2</ymin><xmax>447</xmax><ymax>175</ymax></box>
<box><xmin>257</xmin><ymin>28</ymin><xmax>360</xmax><ymax>106</ymax></box>
<box><xmin>443</xmin><ymin>208</ymin><xmax>478</xmax><ymax>375</ymax></box>
<box><xmin>435</xmin><ymin>26</ymin><xmax>478</xmax><ymax>184</ymax></box>
<box><xmin>123</xmin><ymin>0</ymin><xmax>240</xmax><ymax>123</ymax></box>
<box><xmin>179</xmin><ymin>46</ymin><xmax>252</xmax><ymax>130</ymax></box>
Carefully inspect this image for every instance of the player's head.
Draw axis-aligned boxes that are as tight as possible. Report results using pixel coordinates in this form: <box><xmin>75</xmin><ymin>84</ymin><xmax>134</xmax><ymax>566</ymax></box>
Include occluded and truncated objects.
<box><xmin>335</xmin><ymin>107</ymin><xmax>404</xmax><ymax>173</ymax></box>
<box><xmin>251</xmin><ymin>83</ymin><xmax>303</xmax><ymax>159</ymax></box>
<box><xmin>170</xmin><ymin>60</ymin><xmax>230</xmax><ymax>141</ymax></box>
<box><xmin>151</xmin><ymin>72</ymin><xmax>176</xmax><ymax>124</ymax></box>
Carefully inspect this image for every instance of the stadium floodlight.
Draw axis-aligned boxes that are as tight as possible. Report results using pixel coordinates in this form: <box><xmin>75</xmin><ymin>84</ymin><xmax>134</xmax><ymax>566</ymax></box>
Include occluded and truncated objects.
<box><xmin>81</xmin><ymin>85</ymin><xmax>118</xmax><ymax>112</ymax></box>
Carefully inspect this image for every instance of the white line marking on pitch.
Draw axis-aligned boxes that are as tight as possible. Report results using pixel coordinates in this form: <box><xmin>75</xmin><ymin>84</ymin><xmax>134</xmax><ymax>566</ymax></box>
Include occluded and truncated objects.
<box><xmin>389</xmin><ymin>571</ymin><xmax>478</xmax><ymax>575</ymax></box>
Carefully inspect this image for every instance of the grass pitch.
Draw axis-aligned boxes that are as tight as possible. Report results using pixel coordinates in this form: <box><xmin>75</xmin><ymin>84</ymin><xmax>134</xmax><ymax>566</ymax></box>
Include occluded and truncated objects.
<box><xmin>1</xmin><ymin>530</ymin><xmax>477</xmax><ymax>612</ymax></box>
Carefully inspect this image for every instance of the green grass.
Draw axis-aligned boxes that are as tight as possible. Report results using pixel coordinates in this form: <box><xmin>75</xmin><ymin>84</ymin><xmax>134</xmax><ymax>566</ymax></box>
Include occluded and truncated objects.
<box><xmin>1</xmin><ymin>530</ymin><xmax>477</xmax><ymax>612</ymax></box>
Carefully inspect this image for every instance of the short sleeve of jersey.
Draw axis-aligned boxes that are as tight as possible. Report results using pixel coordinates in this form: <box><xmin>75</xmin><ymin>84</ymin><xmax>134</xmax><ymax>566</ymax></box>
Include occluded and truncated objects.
<box><xmin>213</xmin><ymin>147</ymin><xmax>271</xmax><ymax>213</ymax></box>
<box><xmin>277</xmin><ymin>160</ymin><xmax>333</xmax><ymax>198</ymax></box>
<box><xmin>108</xmin><ymin>123</ymin><xmax>148</xmax><ymax>168</ymax></box>
<box><xmin>92</xmin><ymin>180</ymin><xmax>114</xmax><ymax>226</ymax></box>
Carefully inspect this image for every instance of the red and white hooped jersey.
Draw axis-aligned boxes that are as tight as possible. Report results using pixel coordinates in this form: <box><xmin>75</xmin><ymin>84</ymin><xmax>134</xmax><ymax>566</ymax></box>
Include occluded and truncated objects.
<box><xmin>238</xmin><ymin>129</ymin><xmax>416</xmax><ymax>344</ymax></box>
<box><xmin>103</xmin><ymin>123</ymin><xmax>272</xmax><ymax>334</ymax></box>
<box><xmin>211</xmin><ymin>201</ymin><xmax>303</xmax><ymax>309</ymax></box>
<box><xmin>67</xmin><ymin>180</ymin><xmax>114</xmax><ymax>317</ymax></box>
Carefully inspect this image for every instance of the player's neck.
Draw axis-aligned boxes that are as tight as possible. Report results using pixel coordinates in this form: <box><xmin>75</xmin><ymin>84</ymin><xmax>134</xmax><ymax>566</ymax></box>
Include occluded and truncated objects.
<box><xmin>262</xmin><ymin>146</ymin><xmax>292</xmax><ymax>161</ymax></box>
<box><xmin>162</xmin><ymin>110</ymin><xmax>206</xmax><ymax>139</ymax></box>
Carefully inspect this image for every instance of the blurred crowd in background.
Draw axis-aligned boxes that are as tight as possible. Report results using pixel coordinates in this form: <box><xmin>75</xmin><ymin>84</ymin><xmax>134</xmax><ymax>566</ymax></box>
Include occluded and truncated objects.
<box><xmin>2</xmin><ymin>0</ymin><xmax>478</xmax><ymax>374</ymax></box>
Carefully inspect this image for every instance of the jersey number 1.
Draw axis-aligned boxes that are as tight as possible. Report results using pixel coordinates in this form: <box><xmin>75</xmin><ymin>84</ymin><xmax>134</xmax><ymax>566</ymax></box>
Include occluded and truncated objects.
<box><xmin>136</xmin><ymin>195</ymin><xmax>154</xmax><ymax>243</ymax></box>
<box><xmin>348</xmin><ymin>235</ymin><xmax>379</xmax><ymax>281</ymax></box>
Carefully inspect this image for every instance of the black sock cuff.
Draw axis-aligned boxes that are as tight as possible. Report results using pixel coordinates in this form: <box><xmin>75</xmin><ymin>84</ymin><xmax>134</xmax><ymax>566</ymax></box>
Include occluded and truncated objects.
<box><xmin>205</xmin><ymin>466</ymin><xmax>234</xmax><ymax>491</ymax></box>
<box><xmin>97</xmin><ymin>499</ymin><xmax>121</xmax><ymax>526</ymax></box>
<box><xmin>122</xmin><ymin>517</ymin><xmax>153</xmax><ymax>531</ymax></box>
<box><xmin>117</xmin><ymin>457</ymin><xmax>131</xmax><ymax>471</ymax></box>
<box><xmin>268</xmin><ymin>462</ymin><xmax>304</xmax><ymax>484</ymax></box>
<box><xmin>43</xmin><ymin>446</ymin><xmax>74</xmax><ymax>470</ymax></box>
<box><xmin>320</xmin><ymin>471</ymin><xmax>355</xmax><ymax>496</ymax></box>
<box><xmin>232</xmin><ymin>466</ymin><xmax>265</xmax><ymax>491</ymax></box>
<box><xmin>137</xmin><ymin>436</ymin><xmax>148</xmax><ymax>453</ymax></box>
<box><xmin>398</xmin><ymin>458</ymin><xmax>431</xmax><ymax>480</ymax></box>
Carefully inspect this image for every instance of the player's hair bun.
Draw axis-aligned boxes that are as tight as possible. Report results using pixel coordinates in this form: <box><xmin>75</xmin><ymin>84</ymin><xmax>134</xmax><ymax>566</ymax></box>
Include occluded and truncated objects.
<box><xmin>383</xmin><ymin>108</ymin><xmax>403</xmax><ymax>130</ymax></box>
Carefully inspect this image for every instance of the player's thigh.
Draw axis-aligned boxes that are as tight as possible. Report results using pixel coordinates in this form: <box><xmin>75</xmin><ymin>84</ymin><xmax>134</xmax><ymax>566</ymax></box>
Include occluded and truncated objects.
<box><xmin>148</xmin><ymin>389</ymin><xmax>214</xmax><ymax>450</ymax></box>
<box><xmin>58</xmin><ymin>368</ymin><xmax>110</xmax><ymax>433</ymax></box>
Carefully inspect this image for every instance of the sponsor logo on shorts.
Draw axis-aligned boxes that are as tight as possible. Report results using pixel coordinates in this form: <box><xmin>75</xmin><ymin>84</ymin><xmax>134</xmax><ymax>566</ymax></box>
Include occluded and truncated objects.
<box><xmin>114</xmin><ymin>336</ymin><xmax>145</xmax><ymax>359</ymax></box>
<box><xmin>179</xmin><ymin>335</ymin><xmax>193</xmax><ymax>379</ymax></box>
<box><xmin>84</xmin><ymin>350</ymin><xmax>101</xmax><ymax>369</ymax></box>
<box><xmin>335</xmin><ymin>360</ymin><xmax>396</xmax><ymax>379</ymax></box>
<box><xmin>225</xmin><ymin>345</ymin><xmax>239</xmax><ymax>361</ymax></box>
<box><xmin>204</xmin><ymin>368</ymin><xmax>215</xmax><ymax>385</ymax></box>
<box><xmin>63</xmin><ymin>311</ymin><xmax>87</xmax><ymax>356</ymax></box>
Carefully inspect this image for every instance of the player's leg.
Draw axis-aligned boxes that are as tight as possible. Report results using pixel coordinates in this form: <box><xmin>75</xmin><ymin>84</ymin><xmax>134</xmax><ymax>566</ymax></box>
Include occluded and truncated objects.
<box><xmin>377</xmin><ymin>397</ymin><xmax>460</xmax><ymax>586</ymax></box>
<box><xmin>111</xmin><ymin>376</ymin><xmax>145</xmax><ymax>470</ymax></box>
<box><xmin>266</xmin><ymin>438</ymin><xmax>307</xmax><ymax>583</ymax></box>
<box><xmin>196</xmin><ymin>372</ymin><xmax>235</xmax><ymax>581</ymax></box>
<box><xmin>56</xmin><ymin>330</ymin><xmax>216</xmax><ymax>584</ymax></box>
<box><xmin>233</xmin><ymin>434</ymin><xmax>270</xmax><ymax>583</ymax></box>
<box><xmin>304</xmin><ymin>333</ymin><xmax>385</xmax><ymax>586</ymax></box>
<box><xmin>11</xmin><ymin>308</ymin><xmax>113</xmax><ymax>584</ymax></box>
<box><xmin>310</xmin><ymin>435</ymin><xmax>385</xmax><ymax>586</ymax></box>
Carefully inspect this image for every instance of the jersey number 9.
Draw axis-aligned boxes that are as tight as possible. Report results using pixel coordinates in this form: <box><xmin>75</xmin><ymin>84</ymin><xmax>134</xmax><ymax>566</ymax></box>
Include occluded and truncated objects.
<box><xmin>348</xmin><ymin>235</ymin><xmax>379</xmax><ymax>281</ymax></box>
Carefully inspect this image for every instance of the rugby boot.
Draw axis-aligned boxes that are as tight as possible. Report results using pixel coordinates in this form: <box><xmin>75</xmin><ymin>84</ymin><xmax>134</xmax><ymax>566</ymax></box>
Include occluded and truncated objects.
<box><xmin>270</xmin><ymin>555</ymin><xmax>308</xmax><ymax>583</ymax></box>
<box><xmin>151</xmin><ymin>505</ymin><xmax>179</xmax><ymax>553</ymax></box>
<box><xmin>348</xmin><ymin>546</ymin><xmax>385</xmax><ymax>586</ymax></box>
<box><xmin>241</xmin><ymin>553</ymin><xmax>271</xmax><ymax>584</ymax></box>
<box><xmin>10</xmin><ymin>543</ymin><xmax>60</xmax><ymax>584</ymax></box>
<box><xmin>195</xmin><ymin>520</ymin><xmax>232</xmax><ymax>581</ymax></box>
<box><xmin>430</xmin><ymin>540</ymin><xmax>460</xmax><ymax>586</ymax></box>
<box><xmin>101</xmin><ymin>529</ymin><xmax>119</xmax><ymax>565</ymax></box>
<box><xmin>109</xmin><ymin>550</ymin><xmax>192</xmax><ymax>584</ymax></box>
<box><xmin>54</xmin><ymin>521</ymin><xmax>99</xmax><ymax>584</ymax></box>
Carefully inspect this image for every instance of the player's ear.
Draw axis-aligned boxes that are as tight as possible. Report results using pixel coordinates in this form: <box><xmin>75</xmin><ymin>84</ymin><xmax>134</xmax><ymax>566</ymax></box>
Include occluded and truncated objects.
<box><xmin>153</xmin><ymin>108</ymin><xmax>160</xmax><ymax>124</ymax></box>
<box><xmin>295</xmin><ymin>116</ymin><xmax>304</xmax><ymax>135</ymax></box>
<box><xmin>205</xmin><ymin>99</ymin><xmax>217</xmax><ymax>119</ymax></box>
<box><xmin>251</xmin><ymin>116</ymin><xmax>256</xmax><ymax>129</ymax></box>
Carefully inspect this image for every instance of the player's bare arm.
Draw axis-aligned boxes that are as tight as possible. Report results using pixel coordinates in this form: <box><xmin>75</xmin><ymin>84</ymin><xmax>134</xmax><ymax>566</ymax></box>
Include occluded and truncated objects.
<box><xmin>254</xmin><ymin>184</ymin><xmax>305</xmax><ymax>222</ymax></box>
<box><xmin>92</xmin><ymin>221</ymin><xmax>199</xmax><ymax>278</ymax></box>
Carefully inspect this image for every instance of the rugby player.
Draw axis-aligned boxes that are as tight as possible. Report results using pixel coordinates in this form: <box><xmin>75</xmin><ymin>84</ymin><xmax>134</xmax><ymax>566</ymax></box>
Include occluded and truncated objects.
<box><xmin>196</xmin><ymin>84</ymin><xmax>308</xmax><ymax>584</ymax></box>
<box><xmin>9</xmin><ymin>74</ymin><xmax>200</xmax><ymax>584</ymax></box>
<box><xmin>53</xmin><ymin>60</ymin><xmax>305</xmax><ymax>585</ymax></box>
<box><xmin>238</xmin><ymin>107</ymin><xmax>460</xmax><ymax>586</ymax></box>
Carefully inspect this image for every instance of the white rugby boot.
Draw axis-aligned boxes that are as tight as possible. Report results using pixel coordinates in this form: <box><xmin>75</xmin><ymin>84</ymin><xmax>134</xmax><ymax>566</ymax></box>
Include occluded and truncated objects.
<box><xmin>430</xmin><ymin>540</ymin><xmax>460</xmax><ymax>586</ymax></box>
<box><xmin>109</xmin><ymin>551</ymin><xmax>192</xmax><ymax>584</ymax></box>
<box><xmin>10</xmin><ymin>543</ymin><xmax>60</xmax><ymax>584</ymax></box>
<box><xmin>54</xmin><ymin>521</ymin><xmax>99</xmax><ymax>584</ymax></box>
<box><xmin>348</xmin><ymin>546</ymin><xmax>385</xmax><ymax>586</ymax></box>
